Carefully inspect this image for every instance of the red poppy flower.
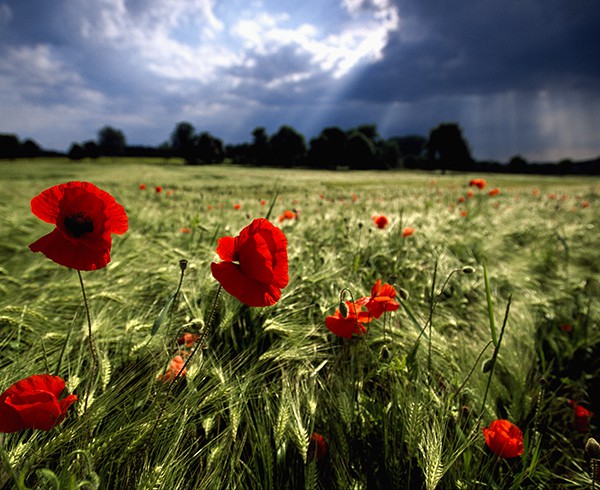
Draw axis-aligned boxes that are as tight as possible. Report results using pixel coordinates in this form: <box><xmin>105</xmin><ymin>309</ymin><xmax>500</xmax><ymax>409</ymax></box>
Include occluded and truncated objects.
<box><xmin>0</xmin><ymin>374</ymin><xmax>78</xmax><ymax>433</ymax></box>
<box><xmin>158</xmin><ymin>355</ymin><xmax>187</xmax><ymax>382</ymax></box>
<box><xmin>180</xmin><ymin>227</ymin><xmax>192</xmax><ymax>234</ymax></box>
<box><xmin>155</xmin><ymin>186</ymin><xmax>163</xmax><ymax>193</ymax></box>
<box><xmin>402</xmin><ymin>227</ymin><xmax>415</xmax><ymax>238</ymax></box>
<box><xmin>29</xmin><ymin>181</ymin><xmax>128</xmax><ymax>271</ymax></box>
<box><xmin>469</xmin><ymin>178</ymin><xmax>486</xmax><ymax>190</ymax></box>
<box><xmin>482</xmin><ymin>419</ymin><xmax>524</xmax><ymax>458</ymax></box>
<box><xmin>373</xmin><ymin>215</ymin><xmax>389</xmax><ymax>229</ymax></box>
<box><xmin>488</xmin><ymin>188</ymin><xmax>500</xmax><ymax>197</ymax></box>
<box><xmin>139</xmin><ymin>183</ymin><xmax>146</xmax><ymax>190</ymax></box>
<box><xmin>211</xmin><ymin>218</ymin><xmax>289</xmax><ymax>307</ymax></box>
<box><xmin>308</xmin><ymin>432</ymin><xmax>328</xmax><ymax>461</ymax></box>
<box><xmin>325</xmin><ymin>301</ymin><xmax>372</xmax><ymax>338</ymax></box>
<box><xmin>357</xmin><ymin>279</ymin><xmax>400</xmax><ymax>319</ymax></box>
<box><xmin>177</xmin><ymin>332</ymin><xmax>200</xmax><ymax>348</ymax></box>
<box><xmin>570</xmin><ymin>400</ymin><xmax>594</xmax><ymax>432</ymax></box>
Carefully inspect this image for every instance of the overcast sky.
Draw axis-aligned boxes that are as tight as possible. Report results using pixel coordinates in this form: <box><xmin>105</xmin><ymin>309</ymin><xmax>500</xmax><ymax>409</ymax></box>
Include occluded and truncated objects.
<box><xmin>1</xmin><ymin>0</ymin><xmax>599</xmax><ymax>161</ymax></box>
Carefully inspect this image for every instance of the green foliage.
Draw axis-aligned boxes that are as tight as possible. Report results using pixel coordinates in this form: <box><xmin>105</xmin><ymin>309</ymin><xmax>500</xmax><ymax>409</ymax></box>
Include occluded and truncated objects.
<box><xmin>0</xmin><ymin>160</ymin><xmax>599</xmax><ymax>489</ymax></box>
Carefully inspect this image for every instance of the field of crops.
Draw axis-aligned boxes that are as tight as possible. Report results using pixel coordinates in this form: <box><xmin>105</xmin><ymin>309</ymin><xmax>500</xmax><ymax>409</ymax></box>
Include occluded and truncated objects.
<box><xmin>0</xmin><ymin>158</ymin><xmax>599</xmax><ymax>489</ymax></box>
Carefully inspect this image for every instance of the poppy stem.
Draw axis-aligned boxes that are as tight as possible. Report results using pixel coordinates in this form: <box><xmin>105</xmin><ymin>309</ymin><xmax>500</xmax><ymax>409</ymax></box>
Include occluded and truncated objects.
<box><xmin>77</xmin><ymin>270</ymin><xmax>98</xmax><ymax>411</ymax></box>
<box><xmin>150</xmin><ymin>285</ymin><xmax>222</xmax><ymax>437</ymax></box>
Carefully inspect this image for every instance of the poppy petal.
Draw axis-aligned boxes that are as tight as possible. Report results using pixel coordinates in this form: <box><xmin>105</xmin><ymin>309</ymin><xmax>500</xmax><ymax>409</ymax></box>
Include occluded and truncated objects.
<box><xmin>215</xmin><ymin>236</ymin><xmax>238</xmax><ymax>261</ymax></box>
<box><xmin>30</xmin><ymin>185</ymin><xmax>65</xmax><ymax>224</ymax></box>
<box><xmin>30</xmin><ymin>229</ymin><xmax>111</xmax><ymax>271</ymax></box>
<box><xmin>211</xmin><ymin>262</ymin><xmax>281</xmax><ymax>307</ymax></box>
<box><xmin>238</xmin><ymin>232</ymin><xmax>274</xmax><ymax>284</ymax></box>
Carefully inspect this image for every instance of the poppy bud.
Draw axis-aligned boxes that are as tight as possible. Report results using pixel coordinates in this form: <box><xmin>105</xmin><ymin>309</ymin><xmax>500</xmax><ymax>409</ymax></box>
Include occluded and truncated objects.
<box><xmin>462</xmin><ymin>266</ymin><xmax>475</xmax><ymax>274</ymax></box>
<box><xmin>586</xmin><ymin>437</ymin><xmax>600</xmax><ymax>459</ymax></box>
<box><xmin>339</xmin><ymin>301</ymin><xmax>349</xmax><ymax>318</ymax></box>
<box><xmin>380</xmin><ymin>345</ymin><xmax>390</xmax><ymax>360</ymax></box>
<box><xmin>398</xmin><ymin>288</ymin><xmax>409</xmax><ymax>300</ymax></box>
<box><xmin>481</xmin><ymin>357</ymin><xmax>493</xmax><ymax>373</ymax></box>
<box><xmin>179</xmin><ymin>259</ymin><xmax>188</xmax><ymax>272</ymax></box>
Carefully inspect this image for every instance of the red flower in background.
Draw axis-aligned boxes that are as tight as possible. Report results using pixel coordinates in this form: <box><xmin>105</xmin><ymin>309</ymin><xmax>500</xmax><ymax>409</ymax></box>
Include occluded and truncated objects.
<box><xmin>482</xmin><ymin>419</ymin><xmax>524</xmax><ymax>458</ymax></box>
<box><xmin>139</xmin><ymin>183</ymin><xmax>146</xmax><ymax>190</ymax></box>
<box><xmin>211</xmin><ymin>218</ymin><xmax>289</xmax><ymax>307</ymax></box>
<box><xmin>570</xmin><ymin>400</ymin><xmax>594</xmax><ymax>432</ymax></box>
<box><xmin>0</xmin><ymin>374</ymin><xmax>78</xmax><ymax>433</ymax></box>
<box><xmin>469</xmin><ymin>178</ymin><xmax>487</xmax><ymax>190</ymax></box>
<box><xmin>373</xmin><ymin>215</ymin><xmax>389</xmax><ymax>229</ymax></box>
<box><xmin>357</xmin><ymin>279</ymin><xmax>400</xmax><ymax>319</ymax></box>
<box><xmin>155</xmin><ymin>186</ymin><xmax>163</xmax><ymax>193</ymax></box>
<box><xmin>158</xmin><ymin>355</ymin><xmax>187</xmax><ymax>382</ymax></box>
<box><xmin>488</xmin><ymin>187</ymin><xmax>501</xmax><ymax>197</ymax></box>
<box><xmin>178</xmin><ymin>332</ymin><xmax>200</xmax><ymax>348</ymax></box>
<box><xmin>308</xmin><ymin>432</ymin><xmax>328</xmax><ymax>461</ymax></box>
<box><xmin>325</xmin><ymin>301</ymin><xmax>372</xmax><ymax>338</ymax></box>
<box><xmin>402</xmin><ymin>227</ymin><xmax>415</xmax><ymax>238</ymax></box>
<box><xmin>29</xmin><ymin>181</ymin><xmax>128</xmax><ymax>271</ymax></box>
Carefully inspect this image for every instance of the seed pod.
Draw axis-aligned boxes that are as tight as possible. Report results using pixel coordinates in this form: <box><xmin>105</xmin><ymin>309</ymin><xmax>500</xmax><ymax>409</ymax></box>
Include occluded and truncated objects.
<box><xmin>481</xmin><ymin>357</ymin><xmax>494</xmax><ymax>373</ymax></box>
<box><xmin>339</xmin><ymin>301</ymin><xmax>349</xmax><ymax>318</ymax></box>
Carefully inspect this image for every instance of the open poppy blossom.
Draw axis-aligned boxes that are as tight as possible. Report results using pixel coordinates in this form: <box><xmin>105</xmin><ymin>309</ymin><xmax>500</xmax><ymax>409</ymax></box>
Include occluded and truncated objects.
<box><xmin>29</xmin><ymin>181</ymin><xmax>128</xmax><ymax>271</ymax></box>
<box><xmin>308</xmin><ymin>432</ymin><xmax>328</xmax><ymax>461</ymax></box>
<box><xmin>0</xmin><ymin>374</ymin><xmax>78</xmax><ymax>433</ymax></box>
<box><xmin>488</xmin><ymin>187</ymin><xmax>501</xmax><ymax>197</ymax></box>
<box><xmin>211</xmin><ymin>218</ymin><xmax>289</xmax><ymax>307</ymax></box>
<box><xmin>482</xmin><ymin>419</ymin><xmax>524</xmax><ymax>458</ymax></box>
<box><xmin>402</xmin><ymin>227</ymin><xmax>415</xmax><ymax>238</ymax></box>
<box><xmin>570</xmin><ymin>400</ymin><xmax>594</xmax><ymax>432</ymax></box>
<box><xmin>469</xmin><ymin>178</ymin><xmax>486</xmax><ymax>190</ymax></box>
<box><xmin>357</xmin><ymin>279</ymin><xmax>400</xmax><ymax>319</ymax></box>
<box><xmin>372</xmin><ymin>215</ymin><xmax>389</xmax><ymax>229</ymax></box>
<box><xmin>325</xmin><ymin>301</ymin><xmax>372</xmax><ymax>338</ymax></box>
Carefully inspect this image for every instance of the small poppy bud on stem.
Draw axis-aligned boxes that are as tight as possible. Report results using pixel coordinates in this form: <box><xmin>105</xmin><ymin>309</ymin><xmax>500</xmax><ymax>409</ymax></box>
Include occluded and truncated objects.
<box><xmin>462</xmin><ymin>266</ymin><xmax>475</xmax><ymax>274</ymax></box>
<box><xmin>179</xmin><ymin>259</ymin><xmax>188</xmax><ymax>272</ymax></box>
<box><xmin>398</xmin><ymin>288</ymin><xmax>409</xmax><ymax>300</ymax></box>
<box><xmin>586</xmin><ymin>437</ymin><xmax>600</xmax><ymax>459</ymax></box>
<box><xmin>481</xmin><ymin>357</ymin><xmax>493</xmax><ymax>373</ymax></box>
<box><xmin>339</xmin><ymin>301</ymin><xmax>349</xmax><ymax>318</ymax></box>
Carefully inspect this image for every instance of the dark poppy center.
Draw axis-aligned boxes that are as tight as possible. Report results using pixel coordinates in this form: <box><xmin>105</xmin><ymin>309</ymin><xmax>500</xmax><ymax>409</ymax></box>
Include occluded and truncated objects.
<box><xmin>64</xmin><ymin>213</ymin><xmax>93</xmax><ymax>238</ymax></box>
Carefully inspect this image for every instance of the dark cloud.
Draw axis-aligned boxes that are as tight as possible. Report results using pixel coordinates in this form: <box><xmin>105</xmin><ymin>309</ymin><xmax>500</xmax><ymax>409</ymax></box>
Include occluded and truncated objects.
<box><xmin>347</xmin><ymin>1</ymin><xmax>600</xmax><ymax>102</ymax></box>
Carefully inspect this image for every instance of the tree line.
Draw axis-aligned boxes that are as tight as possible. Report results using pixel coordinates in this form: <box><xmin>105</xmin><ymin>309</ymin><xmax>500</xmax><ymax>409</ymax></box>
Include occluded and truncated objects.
<box><xmin>1</xmin><ymin>122</ymin><xmax>599</xmax><ymax>174</ymax></box>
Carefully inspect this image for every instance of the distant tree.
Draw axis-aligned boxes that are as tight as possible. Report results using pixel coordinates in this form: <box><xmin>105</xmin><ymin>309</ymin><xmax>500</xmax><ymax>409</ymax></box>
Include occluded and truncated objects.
<box><xmin>21</xmin><ymin>139</ymin><xmax>42</xmax><ymax>158</ymax></box>
<box><xmin>391</xmin><ymin>135</ymin><xmax>427</xmax><ymax>158</ymax></box>
<box><xmin>0</xmin><ymin>134</ymin><xmax>20</xmax><ymax>159</ymax></box>
<box><xmin>379</xmin><ymin>139</ymin><xmax>402</xmax><ymax>169</ymax></box>
<box><xmin>507</xmin><ymin>155</ymin><xmax>528</xmax><ymax>173</ymax></box>
<box><xmin>170</xmin><ymin>122</ymin><xmax>196</xmax><ymax>160</ymax></box>
<box><xmin>354</xmin><ymin>124</ymin><xmax>381</xmax><ymax>145</ymax></box>
<box><xmin>251</xmin><ymin>127</ymin><xmax>270</xmax><ymax>165</ymax></box>
<box><xmin>68</xmin><ymin>143</ymin><xmax>86</xmax><ymax>161</ymax></box>
<box><xmin>427</xmin><ymin>123</ymin><xmax>473</xmax><ymax>171</ymax></box>
<box><xmin>97</xmin><ymin>126</ymin><xmax>126</xmax><ymax>156</ymax></box>
<box><xmin>193</xmin><ymin>132</ymin><xmax>225</xmax><ymax>164</ymax></box>
<box><xmin>83</xmin><ymin>141</ymin><xmax>100</xmax><ymax>159</ymax></box>
<box><xmin>269</xmin><ymin>125</ymin><xmax>306</xmax><ymax>166</ymax></box>
<box><xmin>308</xmin><ymin>126</ymin><xmax>347</xmax><ymax>168</ymax></box>
<box><xmin>344</xmin><ymin>131</ymin><xmax>376</xmax><ymax>169</ymax></box>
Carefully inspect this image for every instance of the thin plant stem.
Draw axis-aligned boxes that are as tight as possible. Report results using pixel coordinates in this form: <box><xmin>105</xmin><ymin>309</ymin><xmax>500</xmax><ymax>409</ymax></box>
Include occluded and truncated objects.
<box><xmin>427</xmin><ymin>259</ymin><xmax>438</xmax><ymax>373</ymax></box>
<box><xmin>478</xmin><ymin>294</ymin><xmax>512</xmax><ymax>420</ymax></box>
<box><xmin>78</xmin><ymin>270</ymin><xmax>98</xmax><ymax>411</ymax></box>
<box><xmin>54</xmin><ymin>315</ymin><xmax>77</xmax><ymax>376</ymax></box>
<box><xmin>150</xmin><ymin>285</ymin><xmax>222</xmax><ymax>436</ymax></box>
